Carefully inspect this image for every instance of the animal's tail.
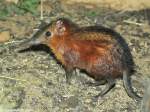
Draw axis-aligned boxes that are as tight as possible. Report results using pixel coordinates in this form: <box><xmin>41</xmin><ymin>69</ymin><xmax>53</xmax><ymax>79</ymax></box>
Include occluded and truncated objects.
<box><xmin>123</xmin><ymin>70</ymin><xmax>142</xmax><ymax>101</ymax></box>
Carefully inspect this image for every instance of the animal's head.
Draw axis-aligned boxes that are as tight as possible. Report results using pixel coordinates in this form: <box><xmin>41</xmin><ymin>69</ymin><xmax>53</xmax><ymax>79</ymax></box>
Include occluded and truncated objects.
<box><xmin>23</xmin><ymin>18</ymin><xmax>78</xmax><ymax>47</ymax></box>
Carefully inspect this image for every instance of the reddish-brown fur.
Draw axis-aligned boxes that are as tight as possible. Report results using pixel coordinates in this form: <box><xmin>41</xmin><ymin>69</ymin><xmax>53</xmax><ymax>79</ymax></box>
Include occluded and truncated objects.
<box><xmin>22</xmin><ymin>18</ymin><xmax>142</xmax><ymax>101</ymax></box>
<box><xmin>48</xmin><ymin>20</ymin><xmax>124</xmax><ymax>81</ymax></box>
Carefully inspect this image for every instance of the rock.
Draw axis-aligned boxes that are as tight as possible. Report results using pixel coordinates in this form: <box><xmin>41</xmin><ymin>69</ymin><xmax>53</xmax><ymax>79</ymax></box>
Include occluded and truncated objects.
<box><xmin>0</xmin><ymin>31</ymin><xmax>11</xmax><ymax>43</ymax></box>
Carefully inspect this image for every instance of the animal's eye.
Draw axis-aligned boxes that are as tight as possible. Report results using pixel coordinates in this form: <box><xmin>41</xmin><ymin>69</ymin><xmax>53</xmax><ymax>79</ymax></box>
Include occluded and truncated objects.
<box><xmin>45</xmin><ymin>31</ymin><xmax>51</xmax><ymax>37</ymax></box>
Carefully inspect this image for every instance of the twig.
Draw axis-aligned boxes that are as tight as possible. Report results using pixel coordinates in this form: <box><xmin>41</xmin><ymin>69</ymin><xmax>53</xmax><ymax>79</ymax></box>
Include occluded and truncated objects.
<box><xmin>2</xmin><ymin>39</ymin><xmax>26</xmax><ymax>45</ymax></box>
<box><xmin>0</xmin><ymin>75</ymin><xmax>40</xmax><ymax>86</ymax></box>
<box><xmin>40</xmin><ymin>0</ymin><xmax>44</xmax><ymax>20</ymax></box>
<box><xmin>123</xmin><ymin>20</ymin><xmax>144</xmax><ymax>26</ymax></box>
<box><xmin>0</xmin><ymin>75</ymin><xmax>28</xmax><ymax>82</ymax></box>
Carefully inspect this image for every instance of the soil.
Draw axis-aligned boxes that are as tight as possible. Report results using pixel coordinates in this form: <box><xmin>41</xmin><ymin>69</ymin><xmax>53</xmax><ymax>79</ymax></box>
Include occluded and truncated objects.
<box><xmin>0</xmin><ymin>0</ymin><xmax>150</xmax><ymax>112</ymax></box>
<box><xmin>62</xmin><ymin>0</ymin><xmax>150</xmax><ymax>11</ymax></box>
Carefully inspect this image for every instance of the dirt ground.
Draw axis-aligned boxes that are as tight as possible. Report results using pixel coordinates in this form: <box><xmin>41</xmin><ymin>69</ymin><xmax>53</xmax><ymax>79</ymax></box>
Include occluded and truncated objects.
<box><xmin>63</xmin><ymin>0</ymin><xmax>150</xmax><ymax>11</ymax></box>
<box><xmin>0</xmin><ymin>0</ymin><xmax>150</xmax><ymax>112</ymax></box>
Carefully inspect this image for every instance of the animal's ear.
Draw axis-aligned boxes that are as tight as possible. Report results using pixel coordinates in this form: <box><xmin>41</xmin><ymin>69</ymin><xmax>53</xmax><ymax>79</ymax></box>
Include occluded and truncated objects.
<box><xmin>55</xmin><ymin>19</ymin><xmax>67</xmax><ymax>35</ymax></box>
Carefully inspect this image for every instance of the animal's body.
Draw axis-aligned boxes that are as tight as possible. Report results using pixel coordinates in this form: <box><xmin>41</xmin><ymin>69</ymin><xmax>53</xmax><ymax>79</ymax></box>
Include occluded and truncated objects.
<box><xmin>22</xmin><ymin>18</ymin><xmax>142</xmax><ymax>101</ymax></box>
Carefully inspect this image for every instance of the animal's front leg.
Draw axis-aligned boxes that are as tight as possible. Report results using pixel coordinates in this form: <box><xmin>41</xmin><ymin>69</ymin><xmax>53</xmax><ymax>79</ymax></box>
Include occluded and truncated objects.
<box><xmin>65</xmin><ymin>67</ymin><xmax>74</xmax><ymax>84</ymax></box>
<box><xmin>63</xmin><ymin>50</ymin><xmax>79</xmax><ymax>84</ymax></box>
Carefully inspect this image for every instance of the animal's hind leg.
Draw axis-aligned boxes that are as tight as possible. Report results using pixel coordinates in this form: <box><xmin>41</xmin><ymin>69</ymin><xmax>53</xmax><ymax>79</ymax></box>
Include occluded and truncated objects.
<box><xmin>95</xmin><ymin>76</ymin><xmax>115</xmax><ymax>99</ymax></box>
<box><xmin>86</xmin><ymin>80</ymin><xmax>107</xmax><ymax>86</ymax></box>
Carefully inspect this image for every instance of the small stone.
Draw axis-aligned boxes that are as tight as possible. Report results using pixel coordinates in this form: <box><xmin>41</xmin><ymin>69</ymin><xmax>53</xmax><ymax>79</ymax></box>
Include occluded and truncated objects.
<box><xmin>0</xmin><ymin>31</ymin><xmax>11</xmax><ymax>43</ymax></box>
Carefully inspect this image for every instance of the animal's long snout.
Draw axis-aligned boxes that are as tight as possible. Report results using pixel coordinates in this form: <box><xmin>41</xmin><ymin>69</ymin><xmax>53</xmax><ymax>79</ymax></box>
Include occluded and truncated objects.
<box><xmin>23</xmin><ymin>37</ymin><xmax>42</xmax><ymax>46</ymax></box>
<box><xmin>16</xmin><ymin>21</ymin><xmax>51</xmax><ymax>52</ymax></box>
<box><xmin>16</xmin><ymin>27</ymin><xmax>47</xmax><ymax>51</ymax></box>
<box><xmin>16</xmin><ymin>34</ymin><xmax>44</xmax><ymax>53</ymax></box>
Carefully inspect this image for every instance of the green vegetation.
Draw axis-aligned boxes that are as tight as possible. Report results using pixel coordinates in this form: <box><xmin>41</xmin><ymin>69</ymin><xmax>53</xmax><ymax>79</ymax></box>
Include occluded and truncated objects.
<box><xmin>0</xmin><ymin>0</ymin><xmax>40</xmax><ymax>18</ymax></box>
<box><xmin>85</xmin><ymin>10</ymin><xmax>98</xmax><ymax>17</ymax></box>
<box><xmin>18</xmin><ymin>0</ymin><xmax>40</xmax><ymax>15</ymax></box>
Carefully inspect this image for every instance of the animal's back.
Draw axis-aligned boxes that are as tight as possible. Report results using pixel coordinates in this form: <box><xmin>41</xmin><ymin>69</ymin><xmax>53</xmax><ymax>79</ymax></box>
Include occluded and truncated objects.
<box><xmin>62</xmin><ymin>26</ymin><xmax>132</xmax><ymax>80</ymax></box>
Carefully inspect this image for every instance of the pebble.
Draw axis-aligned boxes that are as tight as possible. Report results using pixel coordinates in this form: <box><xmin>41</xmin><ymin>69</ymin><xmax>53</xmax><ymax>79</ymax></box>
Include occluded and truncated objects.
<box><xmin>0</xmin><ymin>31</ymin><xmax>11</xmax><ymax>43</ymax></box>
